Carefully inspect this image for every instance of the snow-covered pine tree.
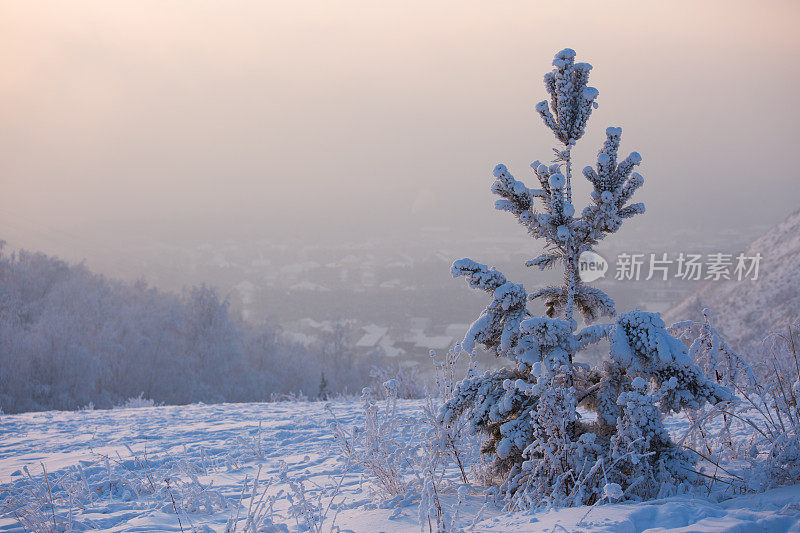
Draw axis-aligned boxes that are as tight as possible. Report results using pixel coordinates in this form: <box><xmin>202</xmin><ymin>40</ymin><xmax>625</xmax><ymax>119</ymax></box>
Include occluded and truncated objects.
<box><xmin>440</xmin><ymin>49</ymin><xmax>732</xmax><ymax>507</ymax></box>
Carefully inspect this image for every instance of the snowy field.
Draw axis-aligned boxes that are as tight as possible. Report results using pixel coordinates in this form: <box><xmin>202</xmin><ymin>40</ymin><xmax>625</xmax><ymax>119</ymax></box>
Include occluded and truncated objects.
<box><xmin>1</xmin><ymin>400</ymin><xmax>799</xmax><ymax>532</ymax></box>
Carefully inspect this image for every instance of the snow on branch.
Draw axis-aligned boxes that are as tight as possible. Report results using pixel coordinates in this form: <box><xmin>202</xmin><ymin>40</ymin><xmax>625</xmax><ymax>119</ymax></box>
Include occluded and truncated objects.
<box><xmin>537</xmin><ymin>48</ymin><xmax>599</xmax><ymax>146</ymax></box>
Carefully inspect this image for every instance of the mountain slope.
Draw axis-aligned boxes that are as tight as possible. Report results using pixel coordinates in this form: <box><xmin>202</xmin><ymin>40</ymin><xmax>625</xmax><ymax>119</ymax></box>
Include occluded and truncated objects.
<box><xmin>666</xmin><ymin>208</ymin><xmax>800</xmax><ymax>350</ymax></box>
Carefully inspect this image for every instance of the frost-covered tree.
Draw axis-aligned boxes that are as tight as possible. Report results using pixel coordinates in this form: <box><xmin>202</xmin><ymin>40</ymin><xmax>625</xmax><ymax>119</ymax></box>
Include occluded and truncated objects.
<box><xmin>440</xmin><ymin>49</ymin><xmax>731</xmax><ymax>507</ymax></box>
<box><xmin>0</xmin><ymin>245</ymin><xmax>384</xmax><ymax>412</ymax></box>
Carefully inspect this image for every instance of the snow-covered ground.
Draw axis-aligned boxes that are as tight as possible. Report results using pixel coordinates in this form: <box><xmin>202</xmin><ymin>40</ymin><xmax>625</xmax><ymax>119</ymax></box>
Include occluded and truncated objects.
<box><xmin>1</xmin><ymin>400</ymin><xmax>799</xmax><ymax>532</ymax></box>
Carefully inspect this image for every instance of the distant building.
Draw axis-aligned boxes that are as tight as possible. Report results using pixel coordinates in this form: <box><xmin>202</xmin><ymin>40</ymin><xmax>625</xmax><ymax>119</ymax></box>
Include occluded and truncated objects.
<box><xmin>355</xmin><ymin>324</ymin><xmax>389</xmax><ymax>349</ymax></box>
<box><xmin>354</xmin><ymin>324</ymin><xmax>405</xmax><ymax>358</ymax></box>
<box><xmin>444</xmin><ymin>323</ymin><xmax>469</xmax><ymax>340</ymax></box>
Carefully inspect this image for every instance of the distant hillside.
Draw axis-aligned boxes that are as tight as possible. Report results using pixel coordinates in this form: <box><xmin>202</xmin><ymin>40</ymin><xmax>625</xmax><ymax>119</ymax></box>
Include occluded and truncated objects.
<box><xmin>666</xmin><ymin>209</ymin><xmax>800</xmax><ymax>350</ymax></box>
<box><xmin>0</xmin><ymin>246</ymin><xmax>379</xmax><ymax>413</ymax></box>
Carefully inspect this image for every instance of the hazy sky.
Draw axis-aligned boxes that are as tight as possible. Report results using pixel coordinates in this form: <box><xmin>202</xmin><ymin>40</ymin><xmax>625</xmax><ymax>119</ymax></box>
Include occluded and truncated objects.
<box><xmin>1</xmin><ymin>1</ymin><xmax>799</xmax><ymax>259</ymax></box>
